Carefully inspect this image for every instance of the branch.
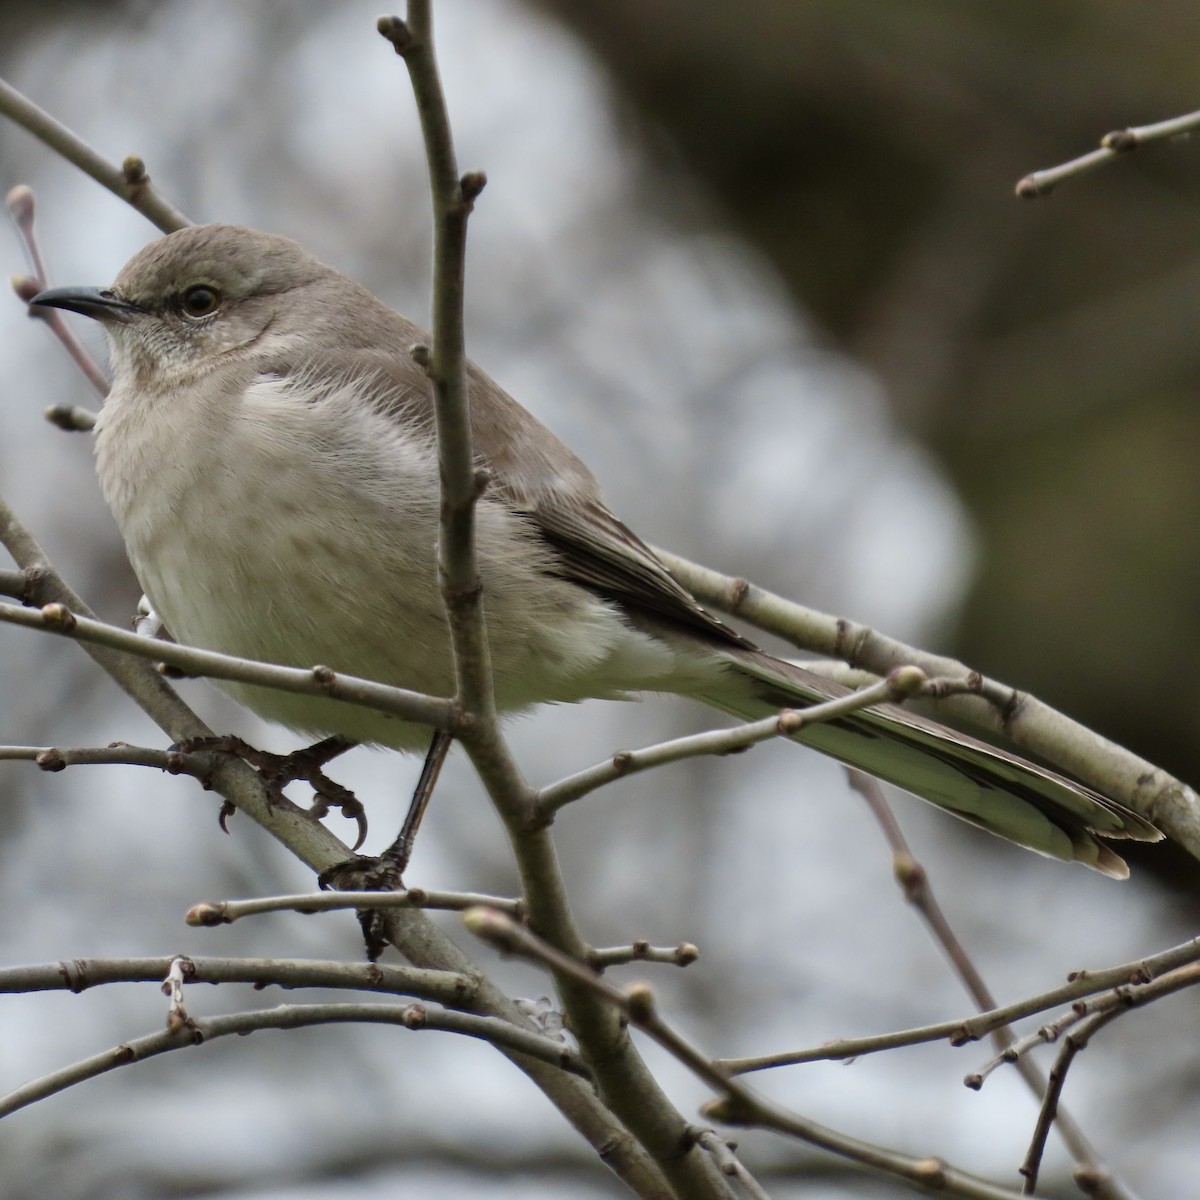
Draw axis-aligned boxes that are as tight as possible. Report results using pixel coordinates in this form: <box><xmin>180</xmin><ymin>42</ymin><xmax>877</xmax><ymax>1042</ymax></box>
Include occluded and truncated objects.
<box><xmin>536</xmin><ymin>670</ymin><xmax>926</xmax><ymax>816</ymax></box>
<box><xmin>717</xmin><ymin>932</ymin><xmax>1200</xmax><ymax>1073</ymax></box>
<box><xmin>0</xmin><ymin>77</ymin><xmax>190</xmax><ymax>233</ymax></box>
<box><xmin>848</xmin><ymin>773</ymin><xmax>1131</xmax><ymax>1200</ymax></box>
<box><xmin>589</xmin><ymin>942</ymin><xmax>701</xmax><ymax>971</ymax></box>
<box><xmin>0</xmin><ymin>1000</ymin><xmax>587</xmax><ymax>1119</ymax></box>
<box><xmin>186</xmin><ymin>887</ymin><xmax>524</xmax><ymax>926</ymax></box>
<box><xmin>0</xmin><ymin>741</ymin><xmax>206</xmax><ymax>775</ymax></box>
<box><xmin>8</xmin><ymin>186</ymin><xmax>110</xmax><ymax>397</ymax></box>
<box><xmin>466</xmin><ymin>909</ymin><xmax>1040</xmax><ymax>1200</ymax></box>
<box><xmin>378</xmin><ymin>11</ymin><xmax>729</xmax><ymax>1196</ymax></box>
<box><xmin>691</xmin><ymin>1128</ymin><xmax>772</xmax><ymax>1200</ymax></box>
<box><xmin>1016</xmin><ymin>109</ymin><xmax>1200</xmax><ymax>198</ymax></box>
<box><xmin>0</xmin><ymin>954</ymin><xmax>474</xmax><ymax>1006</ymax></box>
<box><xmin>970</xmin><ymin>960</ymin><xmax>1200</xmax><ymax>1088</ymax></box>
<box><xmin>654</xmin><ymin>547</ymin><xmax>1200</xmax><ymax>860</ymax></box>
<box><xmin>377</xmin><ymin>9</ymin><xmax>492</xmax><ymax>723</ymax></box>
<box><xmin>1016</xmin><ymin>962</ymin><xmax>1200</xmax><ymax>1194</ymax></box>
<box><xmin>0</xmin><ymin>598</ymin><xmax>455</xmax><ymax>732</ymax></box>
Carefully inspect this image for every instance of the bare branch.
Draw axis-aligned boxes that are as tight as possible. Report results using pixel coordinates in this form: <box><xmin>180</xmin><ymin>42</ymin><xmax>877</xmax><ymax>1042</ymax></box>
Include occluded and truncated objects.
<box><xmin>691</xmin><ymin>1128</ymin><xmax>772</xmax><ymax>1200</ymax></box>
<box><xmin>1015</xmin><ymin>963</ymin><xmax>1200</xmax><ymax>1193</ymax></box>
<box><xmin>1016</xmin><ymin>109</ymin><xmax>1200</xmax><ymax>198</ymax></box>
<box><xmin>971</xmin><ymin>961</ymin><xmax>1200</xmax><ymax>1088</ymax></box>
<box><xmin>0</xmin><ymin>568</ymin><xmax>25</xmax><ymax>598</ymax></box>
<box><xmin>537</xmin><ymin>671</ymin><xmax>926</xmax><ymax>816</ymax></box>
<box><xmin>0</xmin><ymin>1000</ymin><xmax>587</xmax><ymax>1119</ymax></box>
<box><xmin>0</xmin><ymin>78</ymin><xmax>191</xmax><ymax>232</ymax></box>
<box><xmin>0</xmin><ymin>598</ymin><xmax>455</xmax><ymax>732</ymax></box>
<box><xmin>589</xmin><ymin>942</ymin><xmax>701</xmax><ymax>971</ymax></box>
<box><xmin>849</xmin><ymin>772</ymin><xmax>1130</xmax><ymax>1199</ymax></box>
<box><xmin>0</xmin><ymin>741</ymin><xmax>205</xmax><ymax>776</ymax></box>
<box><xmin>0</xmin><ymin>954</ymin><xmax>474</xmax><ymax>1006</ymax></box>
<box><xmin>717</xmin><ymin>932</ymin><xmax>1200</xmax><ymax>1073</ymax></box>
<box><xmin>374</xmin><ymin>11</ymin><xmax>701</xmax><ymax>1194</ymax></box>
<box><xmin>8</xmin><ymin>185</ymin><xmax>110</xmax><ymax>395</ymax></box>
<box><xmin>377</xmin><ymin>8</ymin><xmax>493</xmax><ymax>722</ymax></box>
<box><xmin>186</xmin><ymin>887</ymin><xmax>524</xmax><ymax>926</ymax></box>
<box><xmin>380</xmin><ymin>11</ymin><xmax>732</xmax><ymax>1196</ymax></box>
<box><xmin>465</xmin><ymin>908</ymin><xmax>1038</xmax><ymax>1200</ymax></box>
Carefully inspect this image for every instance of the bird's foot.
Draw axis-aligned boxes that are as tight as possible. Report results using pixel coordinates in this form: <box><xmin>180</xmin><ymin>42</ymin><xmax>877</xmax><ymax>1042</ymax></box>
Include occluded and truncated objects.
<box><xmin>176</xmin><ymin>734</ymin><xmax>365</xmax><ymax>848</ymax></box>
<box><xmin>318</xmin><ymin>847</ymin><xmax>408</xmax><ymax>962</ymax></box>
<box><xmin>316</xmin><ymin>850</ymin><xmax>406</xmax><ymax>893</ymax></box>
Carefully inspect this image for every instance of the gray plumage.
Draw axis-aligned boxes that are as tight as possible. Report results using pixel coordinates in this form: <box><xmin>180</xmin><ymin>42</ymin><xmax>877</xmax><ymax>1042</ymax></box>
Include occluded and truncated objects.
<box><xmin>32</xmin><ymin>224</ymin><xmax>1162</xmax><ymax>877</ymax></box>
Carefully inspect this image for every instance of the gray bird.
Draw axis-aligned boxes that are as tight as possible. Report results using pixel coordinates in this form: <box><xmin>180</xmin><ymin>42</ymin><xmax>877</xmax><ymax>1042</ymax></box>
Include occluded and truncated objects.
<box><xmin>32</xmin><ymin>223</ymin><xmax>1160</xmax><ymax>877</ymax></box>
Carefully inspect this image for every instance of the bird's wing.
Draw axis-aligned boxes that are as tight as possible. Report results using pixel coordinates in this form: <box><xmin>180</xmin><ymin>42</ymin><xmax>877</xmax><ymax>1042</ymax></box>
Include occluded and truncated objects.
<box><xmin>270</xmin><ymin>345</ymin><xmax>752</xmax><ymax>646</ymax></box>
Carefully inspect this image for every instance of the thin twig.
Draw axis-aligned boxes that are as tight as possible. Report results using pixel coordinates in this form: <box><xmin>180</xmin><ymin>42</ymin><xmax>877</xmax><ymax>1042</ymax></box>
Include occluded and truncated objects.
<box><xmin>847</xmin><ymin>772</ymin><xmax>1130</xmax><ymax>1199</ymax></box>
<box><xmin>970</xmin><ymin>1013</ymin><xmax>1080</xmax><ymax>1089</ymax></box>
<box><xmin>377</xmin><ymin>9</ymin><xmax>493</xmax><ymax>724</ymax></box>
<box><xmin>1016</xmin><ymin>963</ymin><xmax>1200</xmax><ymax>1194</ymax></box>
<box><xmin>0</xmin><ymin>741</ymin><xmax>205</xmax><ymax>776</ymax></box>
<box><xmin>0</xmin><ymin>599</ymin><xmax>455</xmax><ymax>732</ymax></box>
<box><xmin>0</xmin><ymin>954</ymin><xmax>475</xmax><ymax>1005</ymax></box>
<box><xmin>848</xmin><ymin>770</ymin><xmax>1002</xmax><ymax>1004</ymax></box>
<box><xmin>0</xmin><ymin>1000</ymin><xmax>587</xmax><ymax>1119</ymax></box>
<box><xmin>1016</xmin><ymin>109</ymin><xmax>1200</xmax><ymax>198</ymax></box>
<box><xmin>589</xmin><ymin>942</ymin><xmax>701</xmax><ymax>970</ymax></box>
<box><xmin>971</xmin><ymin>961</ymin><xmax>1200</xmax><ymax>1089</ymax></box>
<box><xmin>537</xmin><ymin>670</ymin><xmax>927</xmax><ymax>816</ymax></box>
<box><xmin>1019</xmin><ymin>1011</ymin><xmax>1119</xmax><ymax>1196</ymax></box>
<box><xmin>692</xmin><ymin>1128</ymin><xmax>772</xmax><ymax>1200</ymax></box>
<box><xmin>0</xmin><ymin>78</ymin><xmax>190</xmax><ymax>232</ymax></box>
<box><xmin>717</xmin><ymin>932</ymin><xmax>1200</xmax><ymax>1073</ymax></box>
<box><xmin>465</xmin><ymin>908</ymin><xmax>1040</xmax><ymax>1200</ymax></box>
<box><xmin>654</xmin><ymin>547</ymin><xmax>1200</xmax><ymax>860</ymax></box>
<box><xmin>186</xmin><ymin>887</ymin><xmax>524</xmax><ymax>926</ymax></box>
<box><xmin>8</xmin><ymin>184</ymin><xmax>111</xmax><ymax>395</ymax></box>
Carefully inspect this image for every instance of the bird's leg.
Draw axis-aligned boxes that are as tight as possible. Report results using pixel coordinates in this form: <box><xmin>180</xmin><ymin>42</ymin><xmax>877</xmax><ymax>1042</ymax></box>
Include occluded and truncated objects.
<box><xmin>318</xmin><ymin>730</ymin><xmax>451</xmax><ymax>888</ymax></box>
<box><xmin>317</xmin><ymin>730</ymin><xmax>453</xmax><ymax>960</ymax></box>
<box><xmin>177</xmin><ymin>734</ymin><xmax>364</xmax><ymax>845</ymax></box>
<box><xmin>382</xmin><ymin>727</ymin><xmax>452</xmax><ymax>877</ymax></box>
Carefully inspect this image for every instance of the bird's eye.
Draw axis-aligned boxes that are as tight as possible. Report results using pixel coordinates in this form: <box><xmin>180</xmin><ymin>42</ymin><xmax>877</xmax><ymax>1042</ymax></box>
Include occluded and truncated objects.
<box><xmin>180</xmin><ymin>285</ymin><xmax>221</xmax><ymax>317</ymax></box>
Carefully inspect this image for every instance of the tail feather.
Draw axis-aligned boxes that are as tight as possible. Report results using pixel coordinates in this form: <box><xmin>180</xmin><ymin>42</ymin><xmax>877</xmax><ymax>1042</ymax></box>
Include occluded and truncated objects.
<box><xmin>698</xmin><ymin>648</ymin><xmax>1161</xmax><ymax>879</ymax></box>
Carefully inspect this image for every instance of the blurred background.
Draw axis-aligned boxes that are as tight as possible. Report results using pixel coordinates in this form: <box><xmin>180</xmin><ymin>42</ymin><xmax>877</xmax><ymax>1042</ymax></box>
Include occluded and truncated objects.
<box><xmin>0</xmin><ymin>2</ymin><xmax>1198</xmax><ymax>1197</ymax></box>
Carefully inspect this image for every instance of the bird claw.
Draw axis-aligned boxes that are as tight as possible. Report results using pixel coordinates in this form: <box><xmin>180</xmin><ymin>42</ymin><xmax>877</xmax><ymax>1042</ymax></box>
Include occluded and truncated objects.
<box><xmin>307</xmin><ymin>778</ymin><xmax>369</xmax><ymax>851</ymax></box>
<box><xmin>175</xmin><ymin>734</ymin><xmax>362</xmax><ymax>840</ymax></box>
<box><xmin>316</xmin><ymin>851</ymin><xmax>405</xmax><ymax>893</ymax></box>
<box><xmin>317</xmin><ymin>852</ymin><xmax>407</xmax><ymax>962</ymax></box>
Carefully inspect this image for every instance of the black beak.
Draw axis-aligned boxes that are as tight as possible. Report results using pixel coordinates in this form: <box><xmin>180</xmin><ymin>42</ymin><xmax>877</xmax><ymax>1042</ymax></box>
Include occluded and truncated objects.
<box><xmin>29</xmin><ymin>286</ymin><xmax>142</xmax><ymax>321</ymax></box>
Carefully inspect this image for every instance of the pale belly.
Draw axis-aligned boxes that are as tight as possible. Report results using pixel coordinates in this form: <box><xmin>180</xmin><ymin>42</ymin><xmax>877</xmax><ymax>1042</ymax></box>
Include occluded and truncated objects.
<box><xmin>96</xmin><ymin>375</ymin><xmax>711</xmax><ymax>752</ymax></box>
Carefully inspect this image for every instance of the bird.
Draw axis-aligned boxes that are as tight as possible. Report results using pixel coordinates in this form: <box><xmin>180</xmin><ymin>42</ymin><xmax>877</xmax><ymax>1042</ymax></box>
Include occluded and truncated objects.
<box><xmin>31</xmin><ymin>223</ymin><xmax>1161</xmax><ymax>879</ymax></box>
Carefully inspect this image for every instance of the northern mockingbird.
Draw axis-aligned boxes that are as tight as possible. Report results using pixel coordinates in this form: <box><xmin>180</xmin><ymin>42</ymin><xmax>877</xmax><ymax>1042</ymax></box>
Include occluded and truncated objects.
<box><xmin>32</xmin><ymin>224</ymin><xmax>1160</xmax><ymax>878</ymax></box>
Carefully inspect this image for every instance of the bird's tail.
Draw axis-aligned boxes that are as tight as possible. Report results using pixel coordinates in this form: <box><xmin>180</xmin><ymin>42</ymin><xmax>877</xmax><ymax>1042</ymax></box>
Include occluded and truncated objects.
<box><xmin>693</xmin><ymin>647</ymin><xmax>1161</xmax><ymax>878</ymax></box>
